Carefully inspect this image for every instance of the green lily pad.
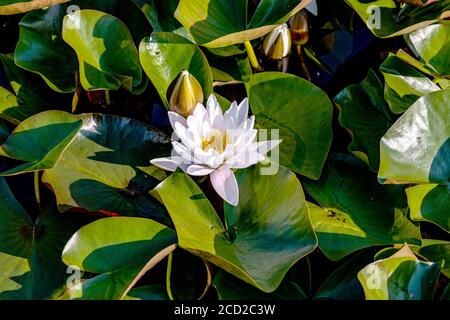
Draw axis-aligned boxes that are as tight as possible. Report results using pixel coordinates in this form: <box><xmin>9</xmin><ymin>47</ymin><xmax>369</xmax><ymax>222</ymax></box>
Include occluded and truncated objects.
<box><xmin>154</xmin><ymin>164</ymin><xmax>317</xmax><ymax>293</ymax></box>
<box><xmin>375</xmin><ymin>242</ymin><xmax>450</xmax><ymax>278</ymax></box>
<box><xmin>406</xmin><ymin>23</ymin><xmax>450</xmax><ymax>76</ymax></box>
<box><xmin>174</xmin><ymin>0</ymin><xmax>311</xmax><ymax>47</ymax></box>
<box><xmin>41</xmin><ymin>113</ymin><xmax>170</xmax><ymax>220</ymax></box>
<box><xmin>344</xmin><ymin>0</ymin><xmax>450</xmax><ymax>38</ymax></box>
<box><xmin>315</xmin><ymin>249</ymin><xmax>375</xmax><ymax>300</ymax></box>
<box><xmin>379</xmin><ymin>89</ymin><xmax>450</xmax><ymax>184</ymax></box>
<box><xmin>14</xmin><ymin>5</ymin><xmax>79</xmax><ymax>93</ymax></box>
<box><xmin>131</xmin><ymin>0</ymin><xmax>182</xmax><ymax>32</ymax></box>
<box><xmin>0</xmin><ymin>110</ymin><xmax>170</xmax><ymax>220</ymax></box>
<box><xmin>406</xmin><ymin>184</ymin><xmax>449</xmax><ymax>232</ymax></box>
<box><xmin>14</xmin><ymin>0</ymin><xmax>150</xmax><ymax>93</ymax></box>
<box><xmin>303</xmin><ymin>154</ymin><xmax>422</xmax><ymax>261</ymax></box>
<box><xmin>0</xmin><ymin>120</ymin><xmax>7</xmax><ymax>143</ymax></box>
<box><xmin>62</xmin><ymin>217</ymin><xmax>177</xmax><ymax>299</ymax></box>
<box><xmin>0</xmin><ymin>111</ymin><xmax>83</xmax><ymax>175</ymax></box>
<box><xmin>334</xmin><ymin>69</ymin><xmax>395</xmax><ymax>171</ymax></box>
<box><xmin>62</xmin><ymin>9</ymin><xmax>145</xmax><ymax>93</ymax></box>
<box><xmin>0</xmin><ymin>177</ymin><xmax>88</xmax><ymax>299</ymax></box>
<box><xmin>139</xmin><ymin>32</ymin><xmax>213</xmax><ymax>109</ymax></box>
<box><xmin>209</xmin><ymin>53</ymin><xmax>252</xmax><ymax>84</ymax></box>
<box><xmin>358</xmin><ymin>247</ymin><xmax>442</xmax><ymax>300</ymax></box>
<box><xmin>246</xmin><ymin>72</ymin><xmax>333</xmax><ymax>180</ymax></box>
<box><xmin>0</xmin><ymin>0</ymin><xmax>70</xmax><ymax>14</ymax></box>
<box><xmin>380</xmin><ymin>53</ymin><xmax>441</xmax><ymax>114</ymax></box>
<box><xmin>0</xmin><ymin>54</ymin><xmax>72</xmax><ymax>124</ymax></box>
<box><xmin>411</xmin><ymin>240</ymin><xmax>450</xmax><ymax>278</ymax></box>
<box><xmin>207</xmin><ymin>45</ymin><xmax>246</xmax><ymax>57</ymax></box>
<box><xmin>0</xmin><ymin>86</ymin><xmax>19</xmax><ymax>124</ymax></box>
<box><xmin>123</xmin><ymin>285</ymin><xmax>168</xmax><ymax>300</ymax></box>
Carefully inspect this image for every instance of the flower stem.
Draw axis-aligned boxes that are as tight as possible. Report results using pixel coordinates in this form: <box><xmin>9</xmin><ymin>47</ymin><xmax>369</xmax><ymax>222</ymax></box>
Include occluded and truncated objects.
<box><xmin>244</xmin><ymin>41</ymin><xmax>261</xmax><ymax>69</ymax></box>
<box><xmin>166</xmin><ymin>253</ymin><xmax>175</xmax><ymax>300</ymax></box>
<box><xmin>296</xmin><ymin>45</ymin><xmax>311</xmax><ymax>81</ymax></box>
<box><xmin>105</xmin><ymin>90</ymin><xmax>111</xmax><ymax>106</ymax></box>
<box><xmin>34</xmin><ymin>171</ymin><xmax>41</xmax><ymax>210</ymax></box>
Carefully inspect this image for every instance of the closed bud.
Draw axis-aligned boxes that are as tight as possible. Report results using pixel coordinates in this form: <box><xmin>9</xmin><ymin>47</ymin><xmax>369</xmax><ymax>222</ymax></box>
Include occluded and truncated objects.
<box><xmin>289</xmin><ymin>10</ymin><xmax>309</xmax><ymax>46</ymax></box>
<box><xmin>169</xmin><ymin>70</ymin><xmax>204</xmax><ymax>117</ymax></box>
<box><xmin>263</xmin><ymin>23</ymin><xmax>292</xmax><ymax>60</ymax></box>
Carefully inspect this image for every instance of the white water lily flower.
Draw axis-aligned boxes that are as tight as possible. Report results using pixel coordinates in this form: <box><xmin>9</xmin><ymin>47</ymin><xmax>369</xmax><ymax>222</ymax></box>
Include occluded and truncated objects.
<box><xmin>151</xmin><ymin>95</ymin><xmax>281</xmax><ymax>206</ymax></box>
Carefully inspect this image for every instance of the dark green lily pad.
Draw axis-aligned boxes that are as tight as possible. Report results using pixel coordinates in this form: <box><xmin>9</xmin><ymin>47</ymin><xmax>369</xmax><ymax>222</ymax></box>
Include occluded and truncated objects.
<box><xmin>303</xmin><ymin>154</ymin><xmax>422</xmax><ymax>261</ymax></box>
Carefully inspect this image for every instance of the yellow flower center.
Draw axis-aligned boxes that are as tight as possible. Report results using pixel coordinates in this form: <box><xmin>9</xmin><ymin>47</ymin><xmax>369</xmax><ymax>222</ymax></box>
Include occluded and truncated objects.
<box><xmin>202</xmin><ymin>129</ymin><xmax>230</xmax><ymax>153</ymax></box>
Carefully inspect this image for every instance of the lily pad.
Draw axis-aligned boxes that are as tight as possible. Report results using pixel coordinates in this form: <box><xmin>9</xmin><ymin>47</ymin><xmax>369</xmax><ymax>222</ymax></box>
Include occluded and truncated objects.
<box><xmin>62</xmin><ymin>9</ymin><xmax>145</xmax><ymax>93</ymax></box>
<box><xmin>334</xmin><ymin>69</ymin><xmax>395</xmax><ymax>171</ymax></box>
<box><xmin>246</xmin><ymin>72</ymin><xmax>333</xmax><ymax>180</ymax></box>
<box><xmin>411</xmin><ymin>240</ymin><xmax>450</xmax><ymax>278</ymax></box>
<box><xmin>174</xmin><ymin>0</ymin><xmax>311</xmax><ymax>47</ymax></box>
<box><xmin>123</xmin><ymin>285</ymin><xmax>168</xmax><ymax>300</ymax></box>
<box><xmin>0</xmin><ymin>111</ymin><xmax>83</xmax><ymax>175</ymax></box>
<box><xmin>0</xmin><ymin>110</ymin><xmax>170</xmax><ymax>220</ymax></box>
<box><xmin>358</xmin><ymin>247</ymin><xmax>442</xmax><ymax>300</ymax></box>
<box><xmin>344</xmin><ymin>0</ymin><xmax>450</xmax><ymax>38</ymax></box>
<box><xmin>0</xmin><ymin>177</ymin><xmax>88</xmax><ymax>299</ymax></box>
<box><xmin>406</xmin><ymin>23</ymin><xmax>450</xmax><ymax>76</ymax></box>
<box><xmin>139</xmin><ymin>32</ymin><xmax>213</xmax><ymax>109</ymax></box>
<box><xmin>14</xmin><ymin>4</ymin><xmax>79</xmax><ymax>93</ymax></box>
<box><xmin>62</xmin><ymin>217</ymin><xmax>177</xmax><ymax>299</ymax></box>
<box><xmin>303</xmin><ymin>154</ymin><xmax>422</xmax><ymax>261</ymax></box>
<box><xmin>406</xmin><ymin>184</ymin><xmax>450</xmax><ymax>232</ymax></box>
<box><xmin>131</xmin><ymin>0</ymin><xmax>182</xmax><ymax>32</ymax></box>
<box><xmin>0</xmin><ymin>120</ymin><xmax>7</xmax><ymax>143</ymax></box>
<box><xmin>14</xmin><ymin>0</ymin><xmax>150</xmax><ymax>93</ymax></box>
<box><xmin>154</xmin><ymin>164</ymin><xmax>317</xmax><ymax>293</ymax></box>
<box><xmin>209</xmin><ymin>53</ymin><xmax>252</xmax><ymax>84</ymax></box>
<box><xmin>0</xmin><ymin>54</ymin><xmax>72</xmax><ymax>124</ymax></box>
<box><xmin>380</xmin><ymin>53</ymin><xmax>441</xmax><ymax>114</ymax></box>
<box><xmin>0</xmin><ymin>0</ymin><xmax>70</xmax><ymax>15</ymax></box>
<box><xmin>41</xmin><ymin>113</ymin><xmax>170</xmax><ymax>220</ymax></box>
<box><xmin>379</xmin><ymin>89</ymin><xmax>450</xmax><ymax>184</ymax></box>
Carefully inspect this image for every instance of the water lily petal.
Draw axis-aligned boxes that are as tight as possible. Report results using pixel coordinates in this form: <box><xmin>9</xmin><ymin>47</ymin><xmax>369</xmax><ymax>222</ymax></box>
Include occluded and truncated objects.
<box><xmin>236</xmin><ymin>98</ymin><xmax>249</xmax><ymax>127</ymax></box>
<box><xmin>242</xmin><ymin>115</ymin><xmax>255</xmax><ymax>131</ymax></box>
<box><xmin>188</xmin><ymin>102</ymin><xmax>208</xmax><ymax>131</ymax></box>
<box><xmin>206</xmin><ymin>95</ymin><xmax>223</xmax><ymax>128</ymax></box>
<box><xmin>173</xmin><ymin>141</ymin><xmax>196</xmax><ymax>163</ymax></box>
<box><xmin>223</xmin><ymin>101</ymin><xmax>238</xmax><ymax>129</ymax></box>
<box><xmin>234</xmin><ymin>128</ymin><xmax>258</xmax><ymax>149</ymax></box>
<box><xmin>210</xmin><ymin>166</ymin><xmax>239</xmax><ymax>206</ymax></box>
<box><xmin>251</xmin><ymin>139</ymin><xmax>282</xmax><ymax>155</ymax></box>
<box><xmin>168</xmin><ymin>111</ymin><xmax>187</xmax><ymax>130</ymax></box>
<box><xmin>173</xmin><ymin>122</ymin><xmax>197</xmax><ymax>150</ymax></box>
<box><xmin>151</xmin><ymin>156</ymin><xmax>185</xmax><ymax>172</ymax></box>
<box><xmin>227</xmin><ymin>151</ymin><xmax>264</xmax><ymax>169</ymax></box>
<box><xmin>186</xmin><ymin>164</ymin><xmax>215</xmax><ymax>176</ymax></box>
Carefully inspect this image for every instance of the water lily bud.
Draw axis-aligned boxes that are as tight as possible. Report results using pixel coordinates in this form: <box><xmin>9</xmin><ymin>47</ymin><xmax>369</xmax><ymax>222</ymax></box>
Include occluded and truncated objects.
<box><xmin>169</xmin><ymin>70</ymin><xmax>204</xmax><ymax>117</ymax></box>
<box><xmin>289</xmin><ymin>10</ymin><xmax>309</xmax><ymax>46</ymax></box>
<box><xmin>263</xmin><ymin>23</ymin><xmax>292</xmax><ymax>60</ymax></box>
